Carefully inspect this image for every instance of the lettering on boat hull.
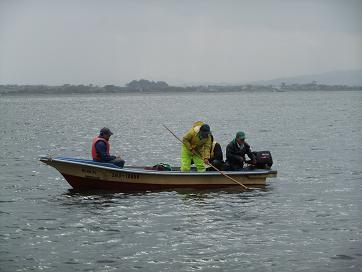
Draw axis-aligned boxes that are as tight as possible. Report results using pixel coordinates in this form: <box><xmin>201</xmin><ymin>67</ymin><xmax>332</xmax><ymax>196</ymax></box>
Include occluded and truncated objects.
<box><xmin>81</xmin><ymin>168</ymin><xmax>100</xmax><ymax>179</ymax></box>
<box><xmin>81</xmin><ymin>168</ymin><xmax>97</xmax><ymax>175</ymax></box>
<box><xmin>111</xmin><ymin>172</ymin><xmax>140</xmax><ymax>181</ymax></box>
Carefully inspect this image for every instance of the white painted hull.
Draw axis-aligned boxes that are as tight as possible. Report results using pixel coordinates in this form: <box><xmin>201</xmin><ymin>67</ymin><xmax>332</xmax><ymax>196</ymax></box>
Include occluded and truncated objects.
<box><xmin>40</xmin><ymin>157</ymin><xmax>277</xmax><ymax>191</ymax></box>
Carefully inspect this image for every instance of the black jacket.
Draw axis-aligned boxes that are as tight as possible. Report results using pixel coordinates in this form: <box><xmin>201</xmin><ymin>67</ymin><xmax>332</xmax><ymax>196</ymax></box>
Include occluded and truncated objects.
<box><xmin>211</xmin><ymin>142</ymin><xmax>223</xmax><ymax>162</ymax></box>
<box><xmin>226</xmin><ymin>140</ymin><xmax>255</xmax><ymax>168</ymax></box>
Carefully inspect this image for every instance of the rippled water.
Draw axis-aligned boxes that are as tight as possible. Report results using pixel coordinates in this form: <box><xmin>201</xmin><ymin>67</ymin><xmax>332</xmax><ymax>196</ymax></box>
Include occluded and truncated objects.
<box><xmin>1</xmin><ymin>91</ymin><xmax>361</xmax><ymax>271</ymax></box>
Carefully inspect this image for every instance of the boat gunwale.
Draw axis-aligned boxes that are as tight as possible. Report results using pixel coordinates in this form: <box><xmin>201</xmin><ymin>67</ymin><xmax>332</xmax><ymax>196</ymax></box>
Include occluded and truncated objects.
<box><xmin>40</xmin><ymin>156</ymin><xmax>277</xmax><ymax>177</ymax></box>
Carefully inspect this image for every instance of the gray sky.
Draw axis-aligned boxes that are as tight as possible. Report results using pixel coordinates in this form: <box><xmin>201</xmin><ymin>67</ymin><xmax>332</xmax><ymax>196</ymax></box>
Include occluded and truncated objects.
<box><xmin>0</xmin><ymin>0</ymin><xmax>361</xmax><ymax>85</ymax></box>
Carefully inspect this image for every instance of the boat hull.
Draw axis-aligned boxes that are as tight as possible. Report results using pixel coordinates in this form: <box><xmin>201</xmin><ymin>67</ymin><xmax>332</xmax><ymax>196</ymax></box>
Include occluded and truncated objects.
<box><xmin>40</xmin><ymin>157</ymin><xmax>277</xmax><ymax>191</ymax></box>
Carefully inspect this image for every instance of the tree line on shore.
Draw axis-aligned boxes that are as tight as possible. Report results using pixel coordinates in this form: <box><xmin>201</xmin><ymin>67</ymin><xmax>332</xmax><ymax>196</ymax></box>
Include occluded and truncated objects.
<box><xmin>0</xmin><ymin>79</ymin><xmax>361</xmax><ymax>94</ymax></box>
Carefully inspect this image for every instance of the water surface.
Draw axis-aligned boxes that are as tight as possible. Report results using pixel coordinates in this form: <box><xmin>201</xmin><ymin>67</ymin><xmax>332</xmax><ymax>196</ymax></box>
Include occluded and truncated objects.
<box><xmin>0</xmin><ymin>91</ymin><xmax>361</xmax><ymax>271</ymax></box>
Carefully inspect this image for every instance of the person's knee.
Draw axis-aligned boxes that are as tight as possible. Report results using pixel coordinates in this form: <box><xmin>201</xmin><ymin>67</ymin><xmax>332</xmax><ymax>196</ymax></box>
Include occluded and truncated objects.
<box><xmin>211</xmin><ymin>160</ymin><xmax>224</xmax><ymax>170</ymax></box>
<box><xmin>113</xmin><ymin>159</ymin><xmax>125</xmax><ymax>168</ymax></box>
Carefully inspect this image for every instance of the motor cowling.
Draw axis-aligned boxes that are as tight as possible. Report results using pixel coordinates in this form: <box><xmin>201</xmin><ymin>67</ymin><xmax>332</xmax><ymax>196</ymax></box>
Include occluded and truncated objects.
<box><xmin>252</xmin><ymin>151</ymin><xmax>273</xmax><ymax>169</ymax></box>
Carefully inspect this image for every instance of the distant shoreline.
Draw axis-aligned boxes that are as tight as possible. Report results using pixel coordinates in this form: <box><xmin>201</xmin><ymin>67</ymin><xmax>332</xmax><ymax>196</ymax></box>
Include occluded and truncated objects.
<box><xmin>1</xmin><ymin>83</ymin><xmax>361</xmax><ymax>95</ymax></box>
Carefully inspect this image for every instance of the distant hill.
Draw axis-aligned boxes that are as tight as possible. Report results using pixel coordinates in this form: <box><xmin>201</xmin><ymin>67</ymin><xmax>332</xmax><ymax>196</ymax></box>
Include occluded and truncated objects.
<box><xmin>254</xmin><ymin>69</ymin><xmax>362</xmax><ymax>86</ymax></box>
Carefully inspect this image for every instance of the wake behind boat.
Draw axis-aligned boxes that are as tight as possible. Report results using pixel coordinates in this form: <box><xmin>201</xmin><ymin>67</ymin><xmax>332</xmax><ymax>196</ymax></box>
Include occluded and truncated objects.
<box><xmin>40</xmin><ymin>156</ymin><xmax>277</xmax><ymax>191</ymax></box>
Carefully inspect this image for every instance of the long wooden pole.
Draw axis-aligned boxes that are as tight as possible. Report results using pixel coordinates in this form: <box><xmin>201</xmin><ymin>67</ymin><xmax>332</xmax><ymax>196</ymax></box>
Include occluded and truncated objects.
<box><xmin>163</xmin><ymin>124</ymin><xmax>249</xmax><ymax>190</ymax></box>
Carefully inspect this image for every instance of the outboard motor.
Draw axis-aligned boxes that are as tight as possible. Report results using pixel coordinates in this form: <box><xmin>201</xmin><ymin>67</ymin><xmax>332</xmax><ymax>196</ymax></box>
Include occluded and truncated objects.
<box><xmin>252</xmin><ymin>151</ymin><xmax>273</xmax><ymax>169</ymax></box>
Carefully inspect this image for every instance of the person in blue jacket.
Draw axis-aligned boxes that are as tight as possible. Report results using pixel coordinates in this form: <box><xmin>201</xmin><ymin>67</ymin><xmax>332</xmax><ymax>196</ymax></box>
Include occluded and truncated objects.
<box><xmin>91</xmin><ymin>127</ymin><xmax>125</xmax><ymax>168</ymax></box>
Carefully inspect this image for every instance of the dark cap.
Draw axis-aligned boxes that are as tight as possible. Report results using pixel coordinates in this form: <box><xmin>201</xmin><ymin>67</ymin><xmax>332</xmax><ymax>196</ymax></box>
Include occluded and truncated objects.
<box><xmin>100</xmin><ymin>127</ymin><xmax>113</xmax><ymax>136</ymax></box>
<box><xmin>236</xmin><ymin>131</ymin><xmax>246</xmax><ymax>140</ymax></box>
<box><xmin>200</xmin><ymin>124</ymin><xmax>210</xmax><ymax>133</ymax></box>
<box><xmin>199</xmin><ymin>124</ymin><xmax>211</xmax><ymax>138</ymax></box>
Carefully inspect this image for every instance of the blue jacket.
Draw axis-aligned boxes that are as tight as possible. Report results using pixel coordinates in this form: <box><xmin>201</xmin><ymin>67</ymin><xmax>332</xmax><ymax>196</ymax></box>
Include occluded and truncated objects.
<box><xmin>94</xmin><ymin>140</ymin><xmax>116</xmax><ymax>162</ymax></box>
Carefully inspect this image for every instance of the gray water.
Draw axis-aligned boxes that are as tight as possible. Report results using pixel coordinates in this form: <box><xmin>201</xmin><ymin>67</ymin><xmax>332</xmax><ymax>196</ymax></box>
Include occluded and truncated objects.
<box><xmin>0</xmin><ymin>91</ymin><xmax>361</xmax><ymax>272</ymax></box>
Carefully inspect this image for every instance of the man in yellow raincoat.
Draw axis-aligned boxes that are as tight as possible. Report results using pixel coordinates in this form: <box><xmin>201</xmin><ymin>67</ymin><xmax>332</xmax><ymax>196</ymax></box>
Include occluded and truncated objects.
<box><xmin>181</xmin><ymin>121</ymin><xmax>212</xmax><ymax>172</ymax></box>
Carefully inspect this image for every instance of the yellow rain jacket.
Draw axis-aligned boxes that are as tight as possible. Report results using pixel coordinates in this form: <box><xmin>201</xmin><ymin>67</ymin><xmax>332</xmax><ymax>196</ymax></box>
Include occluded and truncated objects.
<box><xmin>182</xmin><ymin>123</ymin><xmax>212</xmax><ymax>160</ymax></box>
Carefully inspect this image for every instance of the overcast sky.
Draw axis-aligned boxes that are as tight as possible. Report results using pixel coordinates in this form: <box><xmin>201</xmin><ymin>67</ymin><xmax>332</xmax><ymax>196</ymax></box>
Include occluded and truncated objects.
<box><xmin>0</xmin><ymin>0</ymin><xmax>361</xmax><ymax>85</ymax></box>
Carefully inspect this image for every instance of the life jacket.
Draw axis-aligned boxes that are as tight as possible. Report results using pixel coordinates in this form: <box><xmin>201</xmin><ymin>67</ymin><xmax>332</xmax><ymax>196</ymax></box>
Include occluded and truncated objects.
<box><xmin>91</xmin><ymin>137</ymin><xmax>110</xmax><ymax>161</ymax></box>
<box><xmin>210</xmin><ymin>141</ymin><xmax>217</xmax><ymax>159</ymax></box>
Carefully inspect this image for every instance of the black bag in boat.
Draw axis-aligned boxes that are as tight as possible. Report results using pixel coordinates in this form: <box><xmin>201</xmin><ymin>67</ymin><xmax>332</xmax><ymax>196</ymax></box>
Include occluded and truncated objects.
<box><xmin>153</xmin><ymin>163</ymin><xmax>172</xmax><ymax>171</ymax></box>
<box><xmin>252</xmin><ymin>151</ymin><xmax>273</xmax><ymax>169</ymax></box>
<box><xmin>144</xmin><ymin>163</ymin><xmax>172</xmax><ymax>171</ymax></box>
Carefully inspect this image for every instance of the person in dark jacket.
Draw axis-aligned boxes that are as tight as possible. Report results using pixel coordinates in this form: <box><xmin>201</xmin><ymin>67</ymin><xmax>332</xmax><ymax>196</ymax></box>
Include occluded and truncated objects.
<box><xmin>91</xmin><ymin>127</ymin><xmax>125</xmax><ymax>168</ymax></box>
<box><xmin>206</xmin><ymin>135</ymin><xmax>224</xmax><ymax>171</ymax></box>
<box><xmin>225</xmin><ymin>131</ymin><xmax>256</xmax><ymax>171</ymax></box>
